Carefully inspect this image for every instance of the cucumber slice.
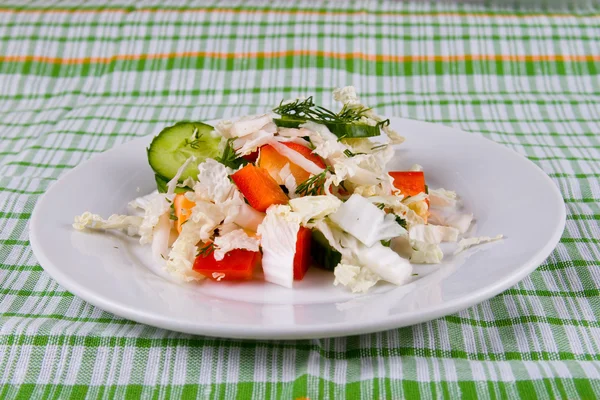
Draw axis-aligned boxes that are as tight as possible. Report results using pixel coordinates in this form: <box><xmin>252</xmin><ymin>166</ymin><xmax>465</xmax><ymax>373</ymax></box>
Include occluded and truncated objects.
<box><xmin>274</xmin><ymin>118</ymin><xmax>380</xmax><ymax>139</ymax></box>
<box><xmin>154</xmin><ymin>174</ymin><xmax>191</xmax><ymax>194</ymax></box>
<box><xmin>311</xmin><ymin>230</ymin><xmax>342</xmax><ymax>271</ymax></box>
<box><xmin>326</xmin><ymin>123</ymin><xmax>380</xmax><ymax>139</ymax></box>
<box><xmin>147</xmin><ymin>121</ymin><xmax>220</xmax><ymax>182</ymax></box>
<box><xmin>273</xmin><ymin>117</ymin><xmax>306</xmax><ymax>128</ymax></box>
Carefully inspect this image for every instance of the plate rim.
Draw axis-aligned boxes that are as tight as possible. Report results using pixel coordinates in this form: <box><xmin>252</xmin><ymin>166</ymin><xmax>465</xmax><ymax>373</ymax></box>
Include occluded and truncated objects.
<box><xmin>29</xmin><ymin>117</ymin><xmax>566</xmax><ymax>339</ymax></box>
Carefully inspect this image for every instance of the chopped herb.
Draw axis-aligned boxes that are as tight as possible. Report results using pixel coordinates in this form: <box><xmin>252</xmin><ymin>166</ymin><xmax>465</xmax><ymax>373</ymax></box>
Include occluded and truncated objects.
<box><xmin>182</xmin><ymin>127</ymin><xmax>205</xmax><ymax>149</ymax></box>
<box><xmin>395</xmin><ymin>215</ymin><xmax>407</xmax><ymax>229</ymax></box>
<box><xmin>376</xmin><ymin>203</ymin><xmax>386</xmax><ymax>210</ymax></box>
<box><xmin>197</xmin><ymin>242</ymin><xmax>215</xmax><ymax>258</ymax></box>
<box><xmin>425</xmin><ymin>184</ymin><xmax>429</xmax><ymax>194</ymax></box>
<box><xmin>412</xmin><ymin>273</ymin><xmax>419</xmax><ymax>276</ymax></box>
<box><xmin>169</xmin><ymin>202</ymin><xmax>177</xmax><ymax>220</ymax></box>
<box><xmin>370</xmin><ymin>144</ymin><xmax>388</xmax><ymax>151</ymax></box>
<box><xmin>217</xmin><ymin>139</ymin><xmax>248</xmax><ymax>169</ymax></box>
<box><xmin>343</xmin><ymin>149</ymin><xmax>365</xmax><ymax>157</ymax></box>
<box><xmin>295</xmin><ymin>167</ymin><xmax>330</xmax><ymax>196</ymax></box>
<box><xmin>381</xmin><ymin>239</ymin><xmax>391</xmax><ymax>247</ymax></box>
<box><xmin>303</xmin><ymin>137</ymin><xmax>315</xmax><ymax>149</ymax></box>
<box><xmin>160</xmin><ymin>254</ymin><xmax>167</xmax><ymax>260</ymax></box>
<box><xmin>113</xmin><ymin>246</ymin><xmax>119</xmax><ymax>249</ymax></box>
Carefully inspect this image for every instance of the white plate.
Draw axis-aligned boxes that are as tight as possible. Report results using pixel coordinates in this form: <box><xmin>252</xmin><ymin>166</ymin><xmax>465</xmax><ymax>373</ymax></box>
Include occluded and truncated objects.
<box><xmin>30</xmin><ymin>117</ymin><xmax>565</xmax><ymax>339</ymax></box>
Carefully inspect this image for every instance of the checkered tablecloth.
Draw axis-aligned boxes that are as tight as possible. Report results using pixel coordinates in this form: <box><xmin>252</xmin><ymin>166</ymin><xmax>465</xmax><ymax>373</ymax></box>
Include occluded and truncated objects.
<box><xmin>1</xmin><ymin>1</ymin><xmax>599</xmax><ymax>398</ymax></box>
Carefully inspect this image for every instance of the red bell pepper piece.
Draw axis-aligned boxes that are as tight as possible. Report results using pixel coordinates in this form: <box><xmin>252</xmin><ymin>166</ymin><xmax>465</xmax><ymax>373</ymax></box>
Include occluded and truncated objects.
<box><xmin>293</xmin><ymin>227</ymin><xmax>312</xmax><ymax>280</ymax></box>
<box><xmin>242</xmin><ymin>150</ymin><xmax>259</xmax><ymax>163</ymax></box>
<box><xmin>193</xmin><ymin>246</ymin><xmax>262</xmax><ymax>281</ymax></box>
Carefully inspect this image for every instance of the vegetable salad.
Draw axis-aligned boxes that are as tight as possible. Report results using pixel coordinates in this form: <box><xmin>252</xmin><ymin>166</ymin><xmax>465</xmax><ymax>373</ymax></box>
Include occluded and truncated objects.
<box><xmin>74</xmin><ymin>87</ymin><xmax>502</xmax><ymax>293</ymax></box>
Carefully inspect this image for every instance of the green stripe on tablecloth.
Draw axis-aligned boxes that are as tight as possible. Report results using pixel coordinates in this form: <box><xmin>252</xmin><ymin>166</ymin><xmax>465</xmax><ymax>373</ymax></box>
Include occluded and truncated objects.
<box><xmin>0</xmin><ymin>378</ymin><xmax>597</xmax><ymax>399</ymax></box>
<box><xmin>1</xmin><ymin>59</ymin><xmax>597</xmax><ymax>78</ymax></box>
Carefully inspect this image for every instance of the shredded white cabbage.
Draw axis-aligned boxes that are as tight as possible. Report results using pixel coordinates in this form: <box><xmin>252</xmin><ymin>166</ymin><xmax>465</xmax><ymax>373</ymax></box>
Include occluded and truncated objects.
<box><xmin>408</xmin><ymin>225</ymin><xmax>459</xmax><ymax>244</ymax></box>
<box><xmin>233</xmin><ymin>127</ymin><xmax>275</xmax><ymax>156</ymax></box>
<box><xmin>138</xmin><ymin>195</ymin><xmax>170</xmax><ymax>245</ymax></box>
<box><xmin>189</xmin><ymin>200</ymin><xmax>225</xmax><ymax>242</ymax></box>
<box><xmin>300</xmin><ymin>122</ymin><xmax>348</xmax><ymax>161</ymax></box>
<box><xmin>166</xmin><ymin>156</ymin><xmax>197</xmax><ymax>196</ymax></box>
<box><xmin>428</xmin><ymin>208</ymin><xmax>473</xmax><ymax>234</ymax></box>
<box><xmin>214</xmin><ymin>120</ymin><xmax>234</xmax><ymax>139</ymax></box>
<box><xmin>329</xmin><ymin>194</ymin><xmax>406</xmax><ymax>247</ymax></box>
<box><xmin>232</xmin><ymin>202</ymin><xmax>265</xmax><ymax>232</ymax></box>
<box><xmin>128</xmin><ymin>191</ymin><xmax>160</xmax><ymax>211</ymax></box>
<box><xmin>402</xmin><ymin>192</ymin><xmax>428</xmax><ymax>205</ymax></box>
<box><xmin>165</xmin><ymin>219</ymin><xmax>206</xmax><ymax>282</ymax></box>
<box><xmin>429</xmin><ymin>188</ymin><xmax>458</xmax><ymax>208</ymax></box>
<box><xmin>229</xmin><ymin>114</ymin><xmax>272</xmax><ymax>137</ymax></box>
<box><xmin>288</xmin><ymin>195</ymin><xmax>342</xmax><ymax>226</ymax></box>
<box><xmin>410</xmin><ymin>241</ymin><xmax>444</xmax><ymax>264</ymax></box>
<box><xmin>151</xmin><ymin>213</ymin><xmax>171</xmax><ymax>264</ymax></box>
<box><xmin>333</xmin><ymin>263</ymin><xmax>381</xmax><ymax>293</ymax></box>
<box><xmin>278</xmin><ymin>163</ymin><xmax>299</xmax><ymax>198</ymax></box>
<box><xmin>257</xmin><ymin>205</ymin><xmax>301</xmax><ymax>288</ymax></box>
<box><xmin>269</xmin><ymin>140</ymin><xmax>324</xmax><ymax>175</ymax></box>
<box><xmin>213</xmin><ymin>229</ymin><xmax>260</xmax><ymax>261</ymax></box>
<box><xmin>352</xmin><ymin>241</ymin><xmax>412</xmax><ymax>285</ymax></box>
<box><xmin>455</xmin><ymin>235</ymin><xmax>504</xmax><ymax>254</ymax></box>
<box><xmin>73</xmin><ymin>212</ymin><xmax>143</xmax><ymax>236</ymax></box>
<box><xmin>194</xmin><ymin>159</ymin><xmax>234</xmax><ymax>203</ymax></box>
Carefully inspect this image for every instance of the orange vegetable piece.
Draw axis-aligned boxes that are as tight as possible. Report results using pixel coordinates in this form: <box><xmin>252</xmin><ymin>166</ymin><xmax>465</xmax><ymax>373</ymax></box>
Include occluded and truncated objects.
<box><xmin>389</xmin><ymin>171</ymin><xmax>426</xmax><ymax>197</ymax></box>
<box><xmin>258</xmin><ymin>142</ymin><xmax>326</xmax><ymax>185</ymax></box>
<box><xmin>173</xmin><ymin>193</ymin><xmax>196</xmax><ymax>234</ymax></box>
<box><xmin>231</xmin><ymin>164</ymin><xmax>289</xmax><ymax>212</ymax></box>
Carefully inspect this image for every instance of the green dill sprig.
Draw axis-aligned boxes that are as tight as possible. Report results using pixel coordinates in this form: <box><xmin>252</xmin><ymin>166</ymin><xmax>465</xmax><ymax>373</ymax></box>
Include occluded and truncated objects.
<box><xmin>295</xmin><ymin>167</ymin><xmax>330</xmax><ymax>196</ymax></box>
<box><xmin>273</xmin><ymin>97</ymin><xmax>388</xmax><ymax>129</ymax></box>
<box><xmin>217</xmin><ymin>139</ymin><xmax>248</xmax><ymax>169</ymax></box>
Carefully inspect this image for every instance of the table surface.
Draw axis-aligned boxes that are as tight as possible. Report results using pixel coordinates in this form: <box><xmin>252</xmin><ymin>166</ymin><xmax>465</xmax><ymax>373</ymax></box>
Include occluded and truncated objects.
<box><xmin>1</xmin><ymin>1</ymin><xmax>600</xmax><ymax>399</ymax></box>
